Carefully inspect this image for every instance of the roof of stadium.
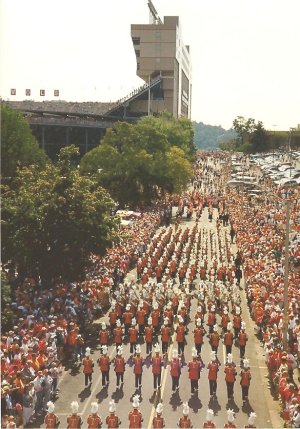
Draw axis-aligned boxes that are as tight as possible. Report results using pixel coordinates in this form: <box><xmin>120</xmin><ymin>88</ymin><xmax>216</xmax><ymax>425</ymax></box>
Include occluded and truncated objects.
<box><xmin>5</xmin><ymin>100</ymin><xmax>117</xmax><ymax>117</ymax></box>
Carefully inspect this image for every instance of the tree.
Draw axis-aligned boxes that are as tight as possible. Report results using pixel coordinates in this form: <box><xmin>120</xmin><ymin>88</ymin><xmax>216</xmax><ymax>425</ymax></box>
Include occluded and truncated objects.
<box><xmin>80</xmin><ymin>114</ymin><xmax>194</xmax><ymax>208</ymax></box>
<box><xmin>250</xmin><ymin>121</ymin><xmax>269</xmax><ymax>152</ymax></box>
<box><xmin>1</xmin><ymin>272</ymin><xmax>14</xmax><ymax>331</ymax></box>
<box><xmin>232</xmin><ymin>116</ymin><xmax>256</xmax><ymax>146</ymax></box>
<box><xmin>1</xmin><ymin>104</ymin><xmax>48</xmax><ymax>180</ymax></box>
<box><xmin>230</xmin><ymin>116</ymin><xmax>269</xmax><ymax>153</ymax></box>
<box><xmin>1</xmin><ymin>146</ymin><xmax>119</xmax><ymax>284</ymax></box>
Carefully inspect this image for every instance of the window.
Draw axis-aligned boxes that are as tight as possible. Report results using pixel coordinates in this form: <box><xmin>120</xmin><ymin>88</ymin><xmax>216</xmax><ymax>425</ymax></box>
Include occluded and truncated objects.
<box><xmin>135</xmin><ymin>50</ymin><xmax>140</xmax><ymax>57</ymax></box>
<box><xmin>132</xmin><ymin>37</ymin><xmax>140</xmax><ymax>45</ymax></box>
<box><xmin>137</xmin><ymin>63</ymin><xmax>140</xmax><ymax>70</ymax></box>
<box><xmin>155</xmin><ymin>31</ymin><xmax>161</xmax><ymax>39</ymax></box>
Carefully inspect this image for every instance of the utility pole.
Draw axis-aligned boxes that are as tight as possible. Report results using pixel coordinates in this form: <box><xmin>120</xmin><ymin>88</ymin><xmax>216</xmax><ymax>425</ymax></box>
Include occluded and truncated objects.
<box><xmin>148</xmin><ymin>75</ymin><xmax>151</xmax><ymax>116</ymax></box>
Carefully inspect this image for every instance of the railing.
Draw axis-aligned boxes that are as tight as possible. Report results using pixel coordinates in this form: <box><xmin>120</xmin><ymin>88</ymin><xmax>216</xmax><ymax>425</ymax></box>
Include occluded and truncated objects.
<box><xmin>27</xmin><ymin>116</ymin><xmax>115</xmax><ymax>129</ymax></box>
<box><xmin>105</xmin><ymin>76</ymin><xmax>162</xmax><ymax>115</ymax></box>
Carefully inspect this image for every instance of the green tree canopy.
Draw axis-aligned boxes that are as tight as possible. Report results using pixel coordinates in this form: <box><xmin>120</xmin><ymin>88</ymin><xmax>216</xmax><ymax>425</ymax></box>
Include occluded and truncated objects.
<box><xmin>80</xmin><ymin>114</ymin><xmax>194</xmax><ymax>208</ymax></box>
<box><xmin>220</xmin><ymin>116</ymin><xmax>270</xmax><ymax>153</ymax></box>
<box><xmin>1</xmin><ymin>104</ymin><xmax>48</xmax><ymax>180</ymax></box>
<box><xmin>2</xmin><ymin>146</ymin><xmax>119</xmax><ymax>284</ymax></box>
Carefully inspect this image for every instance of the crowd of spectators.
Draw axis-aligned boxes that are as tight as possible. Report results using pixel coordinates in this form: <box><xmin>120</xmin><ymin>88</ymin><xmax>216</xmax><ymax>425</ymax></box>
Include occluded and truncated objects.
<box><xmin>1</xmin><ymin>200</ymin><xmax>171</xmax><ymax>427</ymax></box>
<box><xmin>1</xmin><ymin>151</ymin><xmax>299</xmax><ymax>428</ymax></box>
<box><xmin>224</xmin><ymin>176</ymin><xmax>300</xmax><ymax>427</ymax></box>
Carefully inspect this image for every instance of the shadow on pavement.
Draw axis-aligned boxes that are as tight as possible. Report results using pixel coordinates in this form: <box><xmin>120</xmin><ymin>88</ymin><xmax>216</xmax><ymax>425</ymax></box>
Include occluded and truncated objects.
<box><xmin>25</xmin><ymin>411</ymin><xmax>46</xmax><ymax>428</ymax></box>
<box><xmin>111</xmin><ymin>386</ymin><xmax>124</xmax><ymax>402</ymax></box>
<box><xmin>226</xmin><ymin>397</ymin><xmax>240</xmax><ymax>413</ymax></box>
<box><xmin>78</xmin><ymin>385</ymin><xmax>92</xmax><ymax>402</ymax></box>
<box><xmin>96</xmin><ymin>384</ymin><xmax>109</xmax><ymax>402</ymax></box>
<box><xmin>241</xmin><ymin>399</ymin><xmax>254</xmax><ymax>414</ymax></box>
<box><xmin>169</xmin><ymin>390</ymin><xmax>183</xmax><ymax>410</ymax></box>
<box><xmin>208</xmin><ymin>395</ymin><xmax>222</xmax><ymax>413</ymax></box>
<box><xmin>188</xmin><ymin>394</ymin><xmax>202</xmax><ymax>412</ymax></box>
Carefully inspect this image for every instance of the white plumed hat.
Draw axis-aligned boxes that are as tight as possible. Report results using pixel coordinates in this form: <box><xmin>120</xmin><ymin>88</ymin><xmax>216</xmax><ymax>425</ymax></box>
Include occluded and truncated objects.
<box><xmin>148</xmin><ymin>317</ymin><xmax>152</xmax><ymax>325</ymax></box>
<box><xmin>227</xmin><ymin>322</ymin><xmax>233</xmax><ymax>331</ymax></box>
<box><xmin>156</xmin><ymin>402</ymin><xmax>163</xmax><ymax>414</ymax></box>
<box><xmin>47</xmin><ymin>401</ymin><xmax>55</xmax><ymax>413</ymax></box>
<box><xmin>248</xmin><ymin>412</ymin><xmax>257</xmax><ymax>425</ymax></box>
<box><xmin>102</xmin><ymin>345</ymin><xmax>108</xmax><ymax>355</ymax></box>
<box><xmin>227</xmin><ymin>409</ymin><xmax>235</xmax><ymax>422</ymax></box>
<box><xmin>132</xmin><ymin>394</ymin><xmax>140</xmax><ymax>408</ymax></box>
<box><xmin>210</xmin><ymin>351</ymin><xmax>216</xmax><ymax>361</ymax></box>
<box><xmin>116</xmin><ymin>319</ymin><xmax>121</xmax><ymax>327</ymax></box>
<box><xmin>172</xmin><ymin>349</ymin><xmax>178</xmax><ymax>359</ymax></box>
<box><xmin>243</xmin><ymin>358</ymin><xmax>250</xmax><ymax>368</ymax></box>
<box><xmin>117</xmin><ymin>345</ymin><xmax>123</xmax><ymax>356</ymax></box>
<box><xmin>85</xmin><ymin>347</ymin><xmax>91</xmax><ymax>357</ymax></box>
<box><xmin>227</xmin><ymin>353</ymin><xmax>233</xmax><ymax>364</ymax></box>
<box><xmin>182</xmin><ymin>402</ymin><xmax>189</xmax><ymax>416</ymax></box>
<box><xmin>206</xmin><ymin>409</ymin><xmax>214</xmax><ymax>421</ymax></box>
<box><xmin>241</xmin><ymin>321</ymin><xmax>246</xmax><ymax>330</ymax></box>
<box><xmin>102</xmin><ymin>322</ymin><xmax>106</xmax><ymax>330</ymax></box>
<box><xmin>196</xmin><ymin>318</ymin><xmax>202</xmax><ymax>327</ymax></box>
<box><xmin>91</xmin><ymin>402</ymin><xmax>98</xmax><ymax>414</ymax></box>
<box><xmin>213</xmin><ymin>324</ymin><xmax>218</xmax><ymax>332</ymax></box>
<box><xmin>192</xmin><ymin>347</ymin><xmax>198</xmax><ymax>358</ymax></box>
<box><xmin>70</xmin><ymin>401</ymin><xmax>79</xmax><ymax>414</ymax></box>
<box><xmin>135</xmin><ymin>344</ymin><xmax>141</xmax><ymax>354</ymax></box>
<box><xmin>154</xmin><ymin>343</ymin><xmax>160</xmax><ymax>353</ymax></box>
<box><xmin>109</xmin><ymin>400</ymin><xmax>116</xmax><ymax>413</ymax></box>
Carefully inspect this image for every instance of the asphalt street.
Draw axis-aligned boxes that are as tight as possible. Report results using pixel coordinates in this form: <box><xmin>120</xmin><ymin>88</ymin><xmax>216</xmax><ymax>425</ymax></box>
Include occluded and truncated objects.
<box><xmin>38</xmin><ymin>208</ymin><xmax>283</xmax><ymax>428</ymax></box>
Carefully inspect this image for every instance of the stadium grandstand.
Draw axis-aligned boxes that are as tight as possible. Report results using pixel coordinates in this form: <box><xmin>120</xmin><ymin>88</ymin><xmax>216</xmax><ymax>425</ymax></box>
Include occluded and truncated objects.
<box><xmin>4</xmin><ymin>1</ymin><xmax>191</xmax><ymax>159</ymax></box>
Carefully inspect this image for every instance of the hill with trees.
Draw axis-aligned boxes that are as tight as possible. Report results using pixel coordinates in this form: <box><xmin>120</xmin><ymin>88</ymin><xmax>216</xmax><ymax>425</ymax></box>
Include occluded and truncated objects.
<box><xmin>193</xmin><ymin>121</ymin><xmax>237</xmax><ymax>150</ymax></box>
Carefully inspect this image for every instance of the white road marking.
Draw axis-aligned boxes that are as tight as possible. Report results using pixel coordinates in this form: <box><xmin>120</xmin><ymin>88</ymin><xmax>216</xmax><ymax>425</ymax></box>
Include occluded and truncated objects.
<box><xmin>146</xmin><ymin>327</ymin><xmax>177</xmax><ymax>428</ymax></box>
<box><xmin>222</xmin><ymin>344</ymin><xmax>226</xmax><ymax>365</ymax></box>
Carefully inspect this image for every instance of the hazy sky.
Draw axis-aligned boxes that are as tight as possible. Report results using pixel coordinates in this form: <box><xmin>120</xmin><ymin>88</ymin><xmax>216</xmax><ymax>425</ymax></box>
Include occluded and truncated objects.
<box><xmin>1</xmin><ymin>0</ymin><xmax>299</xmax><ymax>130</ymax></box>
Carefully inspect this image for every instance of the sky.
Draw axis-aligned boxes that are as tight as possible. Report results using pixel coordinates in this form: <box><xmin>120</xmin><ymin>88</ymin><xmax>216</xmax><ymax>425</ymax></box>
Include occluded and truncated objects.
<box><xmin>0</xmin><ymin>0</ymin><xmax>299</xmax><ymax>130</ymax></box>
